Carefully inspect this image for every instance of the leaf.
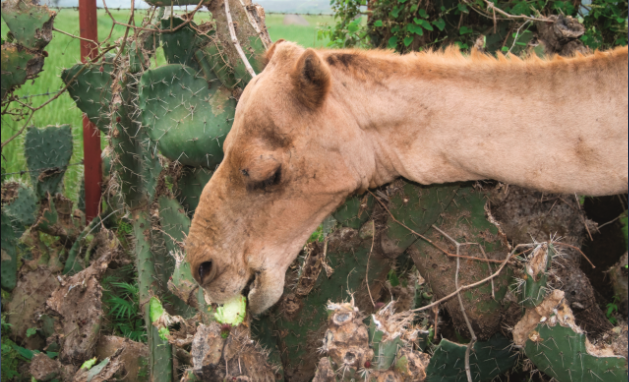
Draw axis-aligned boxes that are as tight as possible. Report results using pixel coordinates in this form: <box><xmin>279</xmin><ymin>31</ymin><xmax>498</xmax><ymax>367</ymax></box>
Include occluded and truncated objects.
<box><xmin>81</xmin><ymin>357</ymin><xmax>98</xmax><ymax>370</ymax></box>
<box><xmin>391</xmin><ymin>6</ymin><xmax>401</xmax><ymax>18</ymax></box>
<box><xmin>374</xmin><ymin>20</ymin><xmax>383</xmax><ymax>27</ymax></box>
<box><xmin>26</xmin><ymin>327</ymin><xmax>38</xmax><ymax>338</ymax></box>
<box><xmin>403</xmin><ymin>36</ymin><xmax>414</xmax><ymax>47</ymax></box>
<box><xmin>433</xmin><ymin>18</ymin><xmax>446</xmax><ymax>31</ymax></box>
<box><xmin>418</xmin><ymin>9</ymin><xmax>428</xmax><ymax>18</ymax></box>
<box><xmin>410</xmin><ymin>4</ymin><xmax>418</xmax><ymax>12</ymax></box>
<box><xmin>398</xmin><ymin>0</ymin><xmax>408</xmax><ymax>3</ymax></box>
<box><xmin>10</xmin><ymin>343</ymin><xmax>39</xmax><ymax>360</ymax></box>
<box><xmin>501</xmin><ymin>46</ymin><xmax>509</xmax><ymax>52</ymax></box>
<box><xmin>391</xmin><ymin>25</ymin><xmax>400</xmax><ymax>33</ymax></box>
<box><xmin>408</xmin><ymin>24</ymin><xmax>424</xmax><ymax>35</ymax></box>
<box><xmin>459</xmin><ymin>26</ymin><xmax>473</xmax><ymax>35</ymax></box>
<box><xmin>458</xmin><ymin>3</ymin><xmax>469</xmax><ymax>13</ymax></box>
<box><xmin>417</xmin><ymin>19</ymin><xmax>433</xmax><ymax>31</ymax></box>
<box><xmin>387</xmin><ymin>36</ymin><xmax>399</xmax><ymax>48</ymax></box>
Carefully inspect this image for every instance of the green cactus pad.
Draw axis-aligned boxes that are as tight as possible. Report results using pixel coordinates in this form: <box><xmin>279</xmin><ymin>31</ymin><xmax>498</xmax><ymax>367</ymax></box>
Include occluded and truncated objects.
<box><xmin>195</xmin><ymin>44</ymin><xmax>239</xmax><ymax>89</ymax></box>
<box><xmin>24</xmin><ymin>125</ymin><xmax>73</xmax><ymax>198</ymax></box>
<box><xmin>521</xmin><ymin>243</ymin><xmax>554</xmax><ymax>308</ymax></box>
<box><xmin>1</xmin><ymin>0</ymin><xmax>56</xmax><ymax>50</ymax></box>
<box><xmin>333</xmin><ymin>193</ymin><xmax>374</xmax><ymax>230</ymax></box>
<box><xmin>524</xmin><ymin>324</ymin><xmax>628</xmax><ymax>382</ymax></box>
<box><xmin>158</xmin><ymin>196</ymin><xmax>191</xmax><ymax>254</ymax></box>
<box><xmin>3</xmin><ymin>182</ymin><xmax>38</xmax><ymax>228</ymax></box>
<box><xmin>1</xmin><ymin>44</ymin><xmax>45</xmax><ymax>101</ymax></box>
<box><xmin>1</xmin><ymin>211</ymin><xmax>19</xmax><ymax>290</ymax></box>
<box><xmin>139</xmin><ymin>64</ymin><xmax>236</xmax><ymax>168</ymax></box>
<box><xmin>62</xmin><ymin>60</ymin><xmax>114</xmax><ymax>133</ymax></box>
<box><xmin>387</xmin><ymin>182</ymin><xmax>460</xmax><ymax>252</ymax></box>
<box><xmin>176</xmin><ymin>166</ymin><xmax>213</xmax><ymax>218</ymax></box>
<box><xmin>160</xmin><ymin>16</ymin><xmax>210</xmax><ymax>69</ymax></box>
<box><xmin>369</xmin><ymin>318</ymin><xmax>404</xmax><ymax>370</ymax></box>
<box><xmin>426</xmin><ymin>335</ymin><xmax>517</xmax><ymax>382</ymax></box>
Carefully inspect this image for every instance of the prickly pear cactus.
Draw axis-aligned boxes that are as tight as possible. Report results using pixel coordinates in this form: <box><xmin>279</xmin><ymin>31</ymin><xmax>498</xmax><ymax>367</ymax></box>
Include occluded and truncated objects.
<box><xmin>176</xmin><ymin>166</ymin><xmax>213</xmax><ymax>218</ymax></box>
<box><xmin>62</xmin><ymin>59</ymin><xmax>114</xmax><ymax>132</ymax></box>
<box><xmin>519</xmin><ymin>243</ymin><xmax>554</xmax><ymax>308</ymax></box>
<box><xmin>425</xmin><ymin>335</ymin><xmax>517</xmax><ymax>382</ymax></box>
<box><xmin>24</xmin><ymin>125</ymin><xmax>73</xmax><ymax>198</ymax></box>
<box><xmin>160</xmin><ymin>16</ymin><xmax>210</xmax><ymax>69</ymax></box>
<box><xmin>1</xmin><ymin>0</ymin><xmax>56</xmax><ymax>50</ymax></box>
<box><xmin>139</xmin><ymin>64</ymin><xmax>236</xmax><ymax>168</ymax></box>
<box><xmin>3</xmin><ymin>181</ymin><xmax>38</xmax><ymax>230</ymax></box>
<box><xmin>1</xmin><ymin>44</ymin><xmax>45</xmax><ymax>101</ymax></box>
<box><xmin>1</xmin><ymin>210</ymin><xmax>19</xmax><ymax>290</ymax></box>
<box><xmin>333</xmin><ymin>193</ymin><xmax>374</xmax><ymax>230</ymax></box>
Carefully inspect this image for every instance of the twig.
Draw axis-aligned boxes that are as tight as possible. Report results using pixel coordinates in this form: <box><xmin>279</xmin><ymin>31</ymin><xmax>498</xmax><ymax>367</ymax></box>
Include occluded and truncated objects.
<box><xmin>224</xmin><ymin>0</ymin><xmax>257</xmax><ymax>78</ymax></box>
<box><xmin>482</xmin><ymin>0</ymin><xmax>550</xmax><ymax>22</ymax></box>
<box><xmin>53</xmin><ymin>27</ymin><xmax>98</xmax><ymax>46</ymax></box>
<box><xmin>411</xmin><ymin>243</ymin><xmax>535</xmax><ymax>313</ymax></box>
<box><xmin>552</xmin><ymin>241</ymin><xmax>595</xmax><ymax>269</ymax></box>
<box><xmin>597</xmin><ymin>214</ymin><xmax>623</xmax><ymax>230</ymax></box>
<box><xmin>507</xmin><ymin>20</ymin><xmax>530</xmax><ymax>54</ymax></box>
<box><xmin>369</xmin><ymin>191</ymin><xmax>507</xmax><ymax>264</ymax></box>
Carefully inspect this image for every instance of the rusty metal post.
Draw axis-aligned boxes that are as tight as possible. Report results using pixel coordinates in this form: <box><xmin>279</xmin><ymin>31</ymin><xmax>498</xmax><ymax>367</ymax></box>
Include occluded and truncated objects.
<box><xmin>78</xmin><ymin>0</ymin><xmax>102</xmax><ymax>223</ymax></box>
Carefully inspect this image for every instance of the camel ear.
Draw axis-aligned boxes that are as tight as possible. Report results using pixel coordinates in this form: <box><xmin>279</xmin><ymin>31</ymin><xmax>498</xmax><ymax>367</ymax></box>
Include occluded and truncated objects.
<box><xmin>264</xmin><ymin>39</ymin><xmax>286</xmax><ymax>65</ymax></box>
<box><xmin>290</xmin><ymin>48</ymin><xmax>331</xmax><ymax>109</ymax></box>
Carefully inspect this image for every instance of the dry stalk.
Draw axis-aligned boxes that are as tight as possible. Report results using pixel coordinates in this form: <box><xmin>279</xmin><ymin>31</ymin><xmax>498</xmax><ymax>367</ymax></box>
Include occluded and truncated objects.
<box><xmin>224</xmin><ymin>0</ymin><xmax>257</xmax><ymax>78</ymax></box>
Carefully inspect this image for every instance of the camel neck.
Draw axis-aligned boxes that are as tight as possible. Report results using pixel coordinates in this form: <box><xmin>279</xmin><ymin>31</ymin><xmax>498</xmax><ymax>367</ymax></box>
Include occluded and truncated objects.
<box><xmin>325</xmin><ymin>47</ymin><xmax>628</xmax><ymax>196</ymax></box>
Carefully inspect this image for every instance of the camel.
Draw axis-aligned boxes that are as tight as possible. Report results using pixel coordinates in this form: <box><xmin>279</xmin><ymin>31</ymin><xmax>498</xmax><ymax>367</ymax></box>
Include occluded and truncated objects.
<box><xmin>186</xmin><ymin>40</ymin><xmax>628</xmax><ymax>314</ymax></box>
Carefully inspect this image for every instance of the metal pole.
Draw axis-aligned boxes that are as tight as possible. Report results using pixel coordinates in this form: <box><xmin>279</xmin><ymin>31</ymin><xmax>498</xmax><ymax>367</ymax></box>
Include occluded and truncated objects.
<box><xmin>78</xmin><ymin>0</ymin><xmax>102</xmax><ymax>223</ymax></box>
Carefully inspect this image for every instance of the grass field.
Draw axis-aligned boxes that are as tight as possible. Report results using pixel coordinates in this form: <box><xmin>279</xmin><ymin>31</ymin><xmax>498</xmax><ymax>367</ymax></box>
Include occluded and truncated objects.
<box><xmin>0</xmin><ymin>9</ymin><xmax>333</xmax><ymax>202</ymax></box>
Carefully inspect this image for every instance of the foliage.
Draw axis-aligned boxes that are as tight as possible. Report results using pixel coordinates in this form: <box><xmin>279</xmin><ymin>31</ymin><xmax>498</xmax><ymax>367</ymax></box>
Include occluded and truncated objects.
<box><xmin>101</xmin><ymin>266</ymin><xmax>147</xmax><ymax>343</ymax></box>
<box><xmin>323</xmin><ymin>0</ymin><xmax>628</xmax><ymax>53</ymax></box>
<box><xmin>606</xmin><ymin>295</ymin><xmax>621</xmax><ymax>325</ymax></box>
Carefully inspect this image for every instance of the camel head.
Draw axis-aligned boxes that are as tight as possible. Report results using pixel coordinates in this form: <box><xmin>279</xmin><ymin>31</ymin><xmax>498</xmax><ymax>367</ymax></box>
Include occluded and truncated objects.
<box><xmin>186</xmin><ymin>41</ymin><xmax>371</xmax><ymax>314</ymax></box>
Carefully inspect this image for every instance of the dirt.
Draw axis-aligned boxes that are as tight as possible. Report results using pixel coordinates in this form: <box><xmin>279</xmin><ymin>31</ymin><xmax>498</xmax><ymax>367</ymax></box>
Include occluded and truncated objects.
<box><xmin>71</xmin><ymin>347</ymin><xmax>125</xmax><ymax>382</ymax></box>
<box><xmin>94</xmin><ymin>336</ymin><xmax>148</xmax><ymax>382</ymax></box>
<box><xmin>46</xmin><ymin>231</ymin><xmax>119</xmax><ymax>365</ymax></box>
<box><xmin>29</xmin><ymin>352</ymin><xmax>60</xmax><ymax>381</ymax></box>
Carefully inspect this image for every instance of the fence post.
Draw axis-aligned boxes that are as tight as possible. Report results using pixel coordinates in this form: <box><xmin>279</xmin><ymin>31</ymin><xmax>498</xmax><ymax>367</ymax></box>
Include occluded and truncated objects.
<box><xmin>78</xmin><ymin>0</ymin><xmax>102</xmax><ymax>223</ymax></box>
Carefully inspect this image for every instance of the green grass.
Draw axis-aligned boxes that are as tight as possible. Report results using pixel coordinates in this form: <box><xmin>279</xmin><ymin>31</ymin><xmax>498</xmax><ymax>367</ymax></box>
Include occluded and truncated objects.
<box><xmin>1</xmin><ymin>9</ymin><xmax>332</xmax><ymax>203</ymax></box>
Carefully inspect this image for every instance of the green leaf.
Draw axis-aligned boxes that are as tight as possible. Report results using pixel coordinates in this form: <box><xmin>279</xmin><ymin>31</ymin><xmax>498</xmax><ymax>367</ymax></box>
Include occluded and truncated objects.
<box><xmin>391</xmin><ymin>6</ymin><xmax>401</xmax><ymax>18</ymax></box>
<box><xmin>26</xmin><ymin>327</ymin><xmax>38</xmax><ymax>338</ymax></box>
<box><xmin>10</xmin><ymin>344</ymin><xmax>39</xmax><ymax>360</ymax></box>
<box><xmin>391</xmin><ymin>25</ymin><xmax>400</xmax><ymax>33</ymax></box>
<box><xmin>417</xmin><ymin>19</ymin><xmax>433</xmax><ymax>31</ymax></box>
<box><xmin>398</xmin><ymin>0</ymin><xmax>408</xmax><ymax>3</ymax></box>
<box><xmin>458</xmin><ymin>3</ymin><xmax>469</xmax><ymax>13</ymax></box>
<box><xmin>410</xmin><ymin>4</ymin><xmax>418</xmax><ymax>12</ymax></box>
<box><xmin>459</xmin><ymin>26</ymin><xmax>473</xmax><ymax>35</ymax></box>
<box><xmin>374</xmin><ymin>20</ymin><xmax>383</xmax><ymax>27</ymax></box>
<box><xmin>501</xmin><ymin>46</ymin><xmax>509</xmax><ymax>52</ymax></box>
<box><xmin>388</xmin><ymin>36</ymin><xmax>399</xmax><ymax>48</ymax></box>
<box><xmin>407</xmin><ymin>24</ymin><xmax>424</xmax><ymax>35</ymax></box>
<box><xmin>80</xmin><ymin>357</ymin><xmax>97</xmax><ymax>370</ymax></box>
<box><xmin>403</xmin><ymin>36</ymin><xmax>414</xmax><ymax>46</ymax></box>
<box><xmin>433</xmin><ymin>18</ymin><xmax>446</xmax><ymax>31</ymax></box>
<box><xmin>418</xmin><ymin>9</ymin><xmax>428</xmax><ymax>18</ymax></box>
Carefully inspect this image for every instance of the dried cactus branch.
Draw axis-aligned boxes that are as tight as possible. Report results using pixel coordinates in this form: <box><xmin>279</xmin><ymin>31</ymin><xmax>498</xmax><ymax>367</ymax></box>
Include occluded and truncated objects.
<box><xmin>224</xmin><ymin>0</ymin><xmax>256</xmax><ymax>78</ymax></box>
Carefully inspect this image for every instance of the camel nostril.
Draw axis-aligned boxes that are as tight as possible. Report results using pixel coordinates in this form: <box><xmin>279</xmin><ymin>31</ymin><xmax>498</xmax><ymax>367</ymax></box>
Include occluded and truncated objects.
<box><xmin>199</xmin><ymin>261</ymin><xmax>213</xmax><ymax>282</ymax></box>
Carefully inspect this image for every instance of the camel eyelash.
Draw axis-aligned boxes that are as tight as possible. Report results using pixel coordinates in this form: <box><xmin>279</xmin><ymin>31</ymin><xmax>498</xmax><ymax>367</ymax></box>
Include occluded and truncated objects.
<box><xmin>246</xmin><ymin>166</ymin><xmax>282</xmax><ymax>191</ymax></box>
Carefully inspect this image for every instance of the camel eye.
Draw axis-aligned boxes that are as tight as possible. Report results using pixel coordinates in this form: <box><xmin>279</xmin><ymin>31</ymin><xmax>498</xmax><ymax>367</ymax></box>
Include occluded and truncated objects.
<box><xmin>199</xmin><ymin>261</ymin><xmax>213</xmax><ymax>282</ymax></box>
<box><xmin>241</xmin><ymin>169</ymin><xmax>249</xmax><ymax>177</ymax></box>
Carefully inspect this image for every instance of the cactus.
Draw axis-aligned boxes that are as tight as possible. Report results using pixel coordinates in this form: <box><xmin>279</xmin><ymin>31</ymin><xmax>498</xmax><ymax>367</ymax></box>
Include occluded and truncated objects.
<box><xmin>1</xmin><ymin>211</ymin><xmax>19</xmax><ymax>290</ymax></box>
<box><xmin>1</xmin><ymin>44</ymin><xmax>45</xmax><ymax>101</ymax></box>
<box><xmin>24</xmin><ymin>125</ymin><xmax>73</xmax><ymax>199</ymax></box>
<box><xmin>139</xmin><ymin>64</ymin><xmax>236</xmax><ymax>168</ymax></box>
<box><xmin>369</xmin><ymin>303</ymin><xmax>413</xmax><ymax>371</ymax></box>
<box><xmin>62</xmin><ymin>59</ymin><xmax>114</xmax><ymax>133</ymax></box>
<box><xmin>424</xmin><ymin>335</ymin><xmax>517</xmax><ymax>382</ymax></box>
<box><xmin>333</xmin><ymin>193</ymin><xmax>374</xmax><ymax>230</ymax></box>
<box><xmin>520</xmin><ymin>243</ymin><xmax>554</xmax><ymax>308</ymax></box>
<box><xmin>196</xmin><ymin>44</ymin><xmax>239</xmax><ymax>89</ymax></box>
<box><xmin>525</xmin><ymin>323</ymin><xmax>628</xmax><ymax>382</ymax></box>
<box><xmin>408</xmin><ymin>184</ymin><xmax>513</xmax><ymax>340</ymax></box>
<box><xmin>1</xmin><ymin>0</ymin><xmax>56</xmax><ymax>50</ymax></box>
<box><xmin>176</xmin><ymin>166</ymin><xmax>213</xmax><ymax>218</ymax></box>
<box><xmin>160</xmin><ymin>16</ymin><xmax>210</xmax><ymax>69</ymax></box>
<box><xmin>3</xmin><ymin>181</ymin><xmax>38</xmax><ymax>231</ymax></box>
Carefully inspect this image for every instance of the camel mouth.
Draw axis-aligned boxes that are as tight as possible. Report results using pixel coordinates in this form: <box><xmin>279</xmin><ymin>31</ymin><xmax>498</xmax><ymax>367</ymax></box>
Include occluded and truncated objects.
<box><xmin>241</xmin><ymin>272</ymin><xmax>257</xmax><ymax>298</ymax></box>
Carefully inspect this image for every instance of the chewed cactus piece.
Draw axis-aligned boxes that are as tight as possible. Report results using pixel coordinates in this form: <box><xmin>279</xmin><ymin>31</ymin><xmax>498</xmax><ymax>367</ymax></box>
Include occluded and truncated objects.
<box><xmin>1</xmin><ymin>0</ymin><xmax>56</xmax><ymax>50</ymax></box>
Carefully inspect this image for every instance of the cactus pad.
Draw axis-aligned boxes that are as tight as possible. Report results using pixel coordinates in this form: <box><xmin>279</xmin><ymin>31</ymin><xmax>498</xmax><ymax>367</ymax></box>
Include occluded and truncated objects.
<box><xmin>1</xmin><ymin>211</ymin><xmax>19</xmax><ymax>290</ymax></box>
<box><xmin>160</xmin><ymin>16</ymin><xmax>210</xmax><ymax>69</ymax></box>
<box><xmin>1</xmin><ymin>0</ymin><xmax>56</xmax><ymax>50</ymax></box>
<box><xmin>521</xmin><ymin>243</ymin><xmax>554</xmax><ymax>308</ymax></box>
<box><xmin>524</xmin><ymin>324</ymin><xmax>628</xmax><ymax>382</ymax></box>
<box><xmin>195</xmin><ymin>44</ymin><xmax>239</xmax><ymax>89</ymax></box>
<box><xmin>62</xmin><ymin>60</ymin><xmax>114</xmax><ymax>133</ymax></box>
<box><xmin>24</xmin><ymin>125</ymin><xmax>73</xmax><ymax>198</ymax></box>
<box><xmin>425</xmin><ymin>335</ymin><xmax>517</xmax><ymax>382</ymax></box>
<box><xmin>176</xmin><ymin>166</ymin><xmax>213</xmax><ymax>218</ymax></box>
<box><xmin>139</xmin><ymin>64</ymin><xmax>236</xmax><ymax>168</ymax></box>
<box><xmin>3</xmin><ymin>182</ymin><xmax>38</xmax><ymax>228</ymax></box>
<box><xmin>333</xmin><ymin>193</ymin><xmax>374</xmax><ymax>230</ymax></box>
<box><xmin>1</xmin><ymin>44</ymin><xmax>45</xmax><ymax>101</ymax></box>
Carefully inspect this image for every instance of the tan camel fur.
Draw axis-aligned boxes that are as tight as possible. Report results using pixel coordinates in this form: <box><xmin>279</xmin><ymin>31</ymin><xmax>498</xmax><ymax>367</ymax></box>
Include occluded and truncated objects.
<box><xmin>187</xmin><ymin>41</ymin><xmax>628</xmax><ymax>314</ymax></box>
